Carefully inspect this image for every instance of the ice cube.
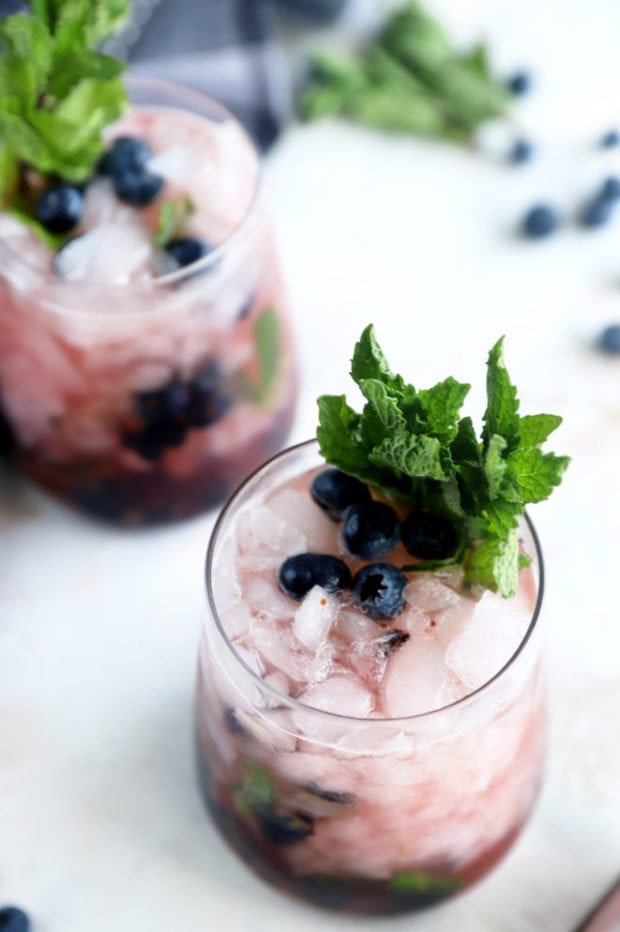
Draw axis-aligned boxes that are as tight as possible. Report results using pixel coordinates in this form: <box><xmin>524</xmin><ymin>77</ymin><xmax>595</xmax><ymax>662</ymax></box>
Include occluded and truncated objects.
<box><xmin>55</xmin><ymin>220</ymin><xmax>153</xmax><ymax>284</ymax></box>
<box><xmin>245</xmin><ymin>576</ymin><xmax>295</xmax><ymax>621</ymax></box>
<box><xmin>149</xmin><ymin>146</ymin><xmax>196</xmax><ymax>184</ymax></box>
<box><xmin>381</xmin><ymin>637</ymin><xmax>463</xmax><ymax>717</ymax></box>
<box><xmin>404</xmin><ymin>574</ymin><xmax>461</xmax><ymax>613</ymax></box>
<box><xmin>237</xmin><ymin>503</ymin><xmax>306</xmax><ymax>572</ymax></box>
<box><xmin>299</xmin><ymin>673</ymin><xmax>374</xmax><ymax>718</ymax></box>
<box><xmin>266</xmin><ymin>488</ymin><xmax>337</xmax><ymax>553</ymax></box>
<box><xmin>251</xmin><ymin>617</ymin><xmax>306</xmax><ymax>681</ymax></box>
<box><xmin>444</xmin><ymin>590</ymin><xmax>529</xmax><ymax>692</ymax></box>
<box><xmin>293</xmin><ymin>586</ymin><xmax>338</xmax><ymax>651</ymax></box>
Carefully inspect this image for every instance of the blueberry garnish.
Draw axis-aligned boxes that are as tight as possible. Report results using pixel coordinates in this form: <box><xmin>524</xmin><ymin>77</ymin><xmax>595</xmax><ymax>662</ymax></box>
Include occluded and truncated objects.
<box><xmin>599</xmin><ymin>129</ymin><xmax>620</xmax><ymax>149</ymax></box>
<box><xmin>342</xmin><ymin>501</ymin><xmax>400</xmax><ymax>558</ymax></box>
<box><xmin>597</xmin><ymin>323</ymin><xmax>620</xmax><ymax>354</ymax></box>
<box><xmin>351</xmin><ymin>563</ymin><xmax>407</xmax><ymax>621</ymax></box>
<box><xmin>35</xmin><ymin>184</ymin><xmax>84</xmax><ymax>233</ymax></box>
<box><xmin>401</xmin><ymin>510</ymin><xmax>460</xmax><ymax>560</ymax></box>
<box><xmin>508</xmin><ymin>138</ymin><xmax>534</xmax><ymax>165</ymax></box>
<box><xmin>0</xmin><ymin>906</ymin><xmax>31</xmax><ymax>932</ymax></box>
<box><xmin>258</xmin><ymin>807</ymin><xmax>314</xmax><ymax>845</ymax></box>
<box><xmin>113</xmin><ymin>170</ymin><xmax>164</xmax><ymax>207</ymax></box>
<box><xmin>520</xmin><ymin>203</ymin><xmax>561</xmax><ymax>239</ymax></box>
<box><xmin>99</xmin><ymin>136</ymin><xmax>152</xmax><ymax>177</ymax></box>
<box><xmin>310</xmin><ymin>468</ymin><xmax>371</xmax><ymax>521</ymax></box>
<box><xmin>278</xmin><ymin>553</ymin><xmax>352</xmax><ymax>601</ymax></box>
<box><xmin>165</xmin><ymin>237</ymin><xmax>211</xmax><ymax>269</ymax></box>
<box><xmin>507</xmin><ymin>70</ymin><xmax>532</xmax><ymax>96</ymax></box>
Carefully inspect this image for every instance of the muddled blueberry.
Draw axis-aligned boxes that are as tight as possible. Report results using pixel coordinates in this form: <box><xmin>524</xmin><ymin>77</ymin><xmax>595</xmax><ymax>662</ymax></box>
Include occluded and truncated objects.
<box><xmin>508</xmin><ymin>138</ymin><xmax>534</xmax><ymax>165</ymax></box>
<box><xmin>258</xmin><ymin>807</ymin><xmax>314</xmax><ymax>845</ymax></box>
<box><xmin>352</xmin><ymin>563</ymin><xmax>407</xmax><ymax>621</ymax></box>
<box><xmin>278</xmin><ymin>553</ymin><xmax>352</xmax><ymax>601</ymax></box>
<box><xmin>401</xmin><ymin>510</ymin><xmax>460</xmax><ymax>560</ymax></box>
<box><xmin>597</xmin><ymin>323</ymin><xmax>620</xmax><ymax>354</ymax></box>
<box><xmin>35</xmin><ymin>184</ymin><xmax>84</xmax><ymax>233</ymax></box>
<box><xmin>310</xmin><ymin>468</ymin><xmax>371</xmax><ymax>521</ymax></box>
<box><xmin>99</xmin><ymin>136</ymin><xmax>152</xmax><ymax>177</ymax></box>
<box><xmin>135</xmin><ymin>378</ymin><xmax>191</xmax><ymax>421</ymax></box>
<box><xmin>520</xmin><ymin>203</ymin><xmax>561</xmax><ymax>239</ymax></box>
<box><xmin>113</xmin><ymin>170</ymin><xmax>164</xmax><ymax>206</ymax></box>
<box><xmin>601</xmin><ymin>176</ymin><xmax>620</xmax><ymax>201</ymax></box>
<box><xmin>376</xmin><ymin>629</ymin><xmax>410</xmax><ymax>654</ymax></box>
<box><xmin>599</xmin><ymin>129</ymin><xmax>620</xmax><ymax>149</ymax></box>
<box><xmin>122</xmin><ymin>418</ymin><xmax>186</xmax><ymax>460</ymax></box>
<box><xmin>0</xmin><ymin>906</ymin><xmax>31</xmax><ymax>932</ymax></box>
<box><xmin>507</xmin><ymin>70</ymin><xmax>532</xmax><ymax>96</ymax></box>
<box><xmin>165</xmin><ymin>237</ymin><xmax>211</xmax><ymax>269</ymax></box>
<box><xmin>342</xmin><ymin>501</ymin><xmax>400</xmax><ymax>558</ymax></box>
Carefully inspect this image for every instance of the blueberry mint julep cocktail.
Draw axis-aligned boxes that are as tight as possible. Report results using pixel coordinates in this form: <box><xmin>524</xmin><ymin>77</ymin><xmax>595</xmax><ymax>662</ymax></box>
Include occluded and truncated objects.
<box><xmin>196</xmin><ymin>326</ymin><xmax>569</xmax><ymax>915</ymax></box>
<box><xmin>0</xmin><ymin>2</ymin><xmax>296</xmax><ymax>524</ymax></box>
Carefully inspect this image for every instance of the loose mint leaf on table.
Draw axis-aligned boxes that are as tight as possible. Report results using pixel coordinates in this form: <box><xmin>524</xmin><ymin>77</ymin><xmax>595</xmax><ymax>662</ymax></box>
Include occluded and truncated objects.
<box><xmin>298</xmin><ymin>0</ymin><xmax>510</xmax><ymax>145</ymax></box>
<box><xmin>317</xmin><ymin>325</ymin><xmax>569</xmax><ymax>597</ymax></box>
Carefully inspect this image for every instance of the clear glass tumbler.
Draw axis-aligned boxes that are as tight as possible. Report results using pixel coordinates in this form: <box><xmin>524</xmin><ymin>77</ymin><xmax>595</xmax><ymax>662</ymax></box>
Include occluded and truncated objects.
<box><xmin>195</xmin><ymin>440</ymin><xmax>547</xmax><ymax>916</ymax></box>
<box><xmin>0</xmin><ymin>78</ymin><xmax>296</xmax><ymax>524</ymax></box>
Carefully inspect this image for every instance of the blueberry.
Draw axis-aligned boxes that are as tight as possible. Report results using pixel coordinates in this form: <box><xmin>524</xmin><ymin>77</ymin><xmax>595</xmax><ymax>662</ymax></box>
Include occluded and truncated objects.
<box><xmin>351</xmin><ymin>563</ymin><xmax>407</xmax><ymax>621</ymax></box>
<box><xmin>224</xmin><ymin>706</ymin><xmax>247</xmax><ymax>736</ymax></box>
<box><xmin>507</xmin><ymin>70</ymin><xmax>532</xmax><ymax>96</ymax></box>
<box><xmin>597</xmin><ymin>323</ymin><xmax>620</xmax><ymax>354</ymax></box>
<box><xmin>342</xmin><ymin>501</ymin><xmax>400</xmax><ymax>558</ymax></box>
<box><xmin>578</xmin><ymin>197</ymin><xmax>613</xmax><ymax>229</ymax></box>
<box><xmin>185</xmin><ymin>360</ymin><xmax>231</xmax><ymax>428</ymax></box>
<box><xmin>599</xmin><ymin>129</ymin><xmax>620</xmax><ymax>149</ymax></box>
<box><xmin>278</xmin><ymin>553</ymin><xmax>352</xmax><ymax>601</ymax></box>
<box><xmin>165</xmin><ymin>237</ymin><xmax>211</xmax><ymax>268</ymax></box>
<box><xmin>0</xmin><ymin>906</ymin><xmax>31</xmax><ymax>932</ymax></box>
<box><xmin>99</xmin><ymin>136</ymin><xmax>152</xmax><ymax>177</ymax></box>
<box><xmin>135</xmin><ymin>378</ymin><xmax>191</xmax><ymax>421</ymax></box>
<box><xmin>601</xmin><ymin>176</ymin><xmax>620</xmax><ymax>201</ymax></box>
<box><xmin>310</xmin><ymin>468</ymin><xmax>371</xmax><ymax>521</ymax></box>
<box><xmin>520</xmin><ymin>203</ymin><xmax>561</xmax><ymax>239</ymax></box>
<box><xmin>35</xmin><ymin>184</ymin><xmax>84</xmax><ymax>233</ymax></box>
<box><xmin>508</xmin><ymin>138</ymin><xmax>534</xmax><ymax>165</ymax></box>
<box><xmin>258</xmin><ymin>807</ymin><xmax>314</xmax><ymax>845</ymax></box>
<box><xmin>122</xmin><ymin>418</ymin><xmax>186</xmax><ymax>460</ymax></box>
<box><xmin>401</xmin><ymin>510</ymin><xmax>460</xmax><ymax>560</ymax></box>
<box><xmin>113</xmin><ymin>170</ymin><xmax>164</xmax><ymax>206</ymax></box>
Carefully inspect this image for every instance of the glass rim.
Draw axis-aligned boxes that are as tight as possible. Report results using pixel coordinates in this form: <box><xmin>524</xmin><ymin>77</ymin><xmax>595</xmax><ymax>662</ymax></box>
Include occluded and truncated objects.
<box><xmin>0</xmin><ymin>74</ymin><xmax>264</xmax><ymax>311</ymax></box>
<box><xmin>204</xmin><ymin>438</ymin><xmax>546</xmax><ymax>725</ymax></box>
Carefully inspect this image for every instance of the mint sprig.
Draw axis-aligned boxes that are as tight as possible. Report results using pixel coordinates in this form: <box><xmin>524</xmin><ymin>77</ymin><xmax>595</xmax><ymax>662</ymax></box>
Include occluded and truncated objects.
<box><xmin>317</xmin><ymin>325</ymin><xmax>569</xmax><ymax>597</ymax></box>
<box><xmin>0</xmin><ymin>0</ymin><xmax>130</xmax><ymax>198</ymax></box>
<box><xmin>298</xmin><ymin>0</ymin><xmax>510</xmax><ymax>144</ymax></box>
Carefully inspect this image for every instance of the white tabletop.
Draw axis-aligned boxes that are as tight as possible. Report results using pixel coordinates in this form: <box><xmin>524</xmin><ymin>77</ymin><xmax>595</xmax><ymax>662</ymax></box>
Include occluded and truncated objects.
<box><xmin>2</xmin><ymin>1</ymin><xmax>620</xmax><ymax>929</ymax></box>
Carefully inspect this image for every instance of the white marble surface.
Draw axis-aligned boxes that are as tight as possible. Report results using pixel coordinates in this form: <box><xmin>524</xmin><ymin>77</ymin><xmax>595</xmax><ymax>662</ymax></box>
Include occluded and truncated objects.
<box><xmin>2</xmin><ymin>1</ymin><xmax>620</xmax><ymax>929</ymax></box>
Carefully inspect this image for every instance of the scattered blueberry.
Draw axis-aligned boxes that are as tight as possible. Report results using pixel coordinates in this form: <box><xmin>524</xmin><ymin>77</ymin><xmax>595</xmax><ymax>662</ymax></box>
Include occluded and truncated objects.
<box><xmin>401</xmin><ymin>510</ymin><xmax>460</xmax><ymax>560</ymax></box>
<box><xmin>0</xmin><ymin>906</ymin><xmax>31</xmax><ymax>932</ymax></box>
<box><xmin>351</xmin><ymin>563</ymin><xmax>407</xmax><ymax>621</ymax></box>
<box><xmin>601</xmin><ymin>176</ymin><xmax>620</xmax><ymax>201</ymax></box>
<box><xmin>165</xmin><ymin>237</ymin><xmax>211</xmax><ymax>268</ymax></box>
<box><xmin>310</xmin><ymin>468</ymin><xmax>371</xmax><ymax>521</ymax></box>
<box><xmin>520</xmin><ymin>203</ymin><xmax>561</xmax><ymax>239</ymax></box>
<box><xmin>578</xmin><ymin>196</ymin><xmax>613</xmax><ymax>229</ymax></box>
<box><xmin>507</xmin><ymin>70</ymin><xmax>532</xmax><ymax>96</ymax></box>
<box><xmin>342</xmin><ymin>501</ymin><xmax>400</xmax><ymax>558</ymax></box>
<box><xmin>258</xmin><ymin>807</ymin><xmax>314</xmax><ymax>845</ymax></box>
<box><xmin>598</xmin><ymin>323</ymin><xmax>620</xmax><ymax>354</ymax></box>
<box><xmin>113</xmin><ymin>170</ymin><xmax>164</xmax><ymax>207</ymax></box>
<box><xmin>508</xmin><ymin>138</ymin><xmax>534</xmax><ymax>165</ymax></box>
<box><xmin>35</xmin><ymin>184</ymin><xmax>84</xmax><ymax>233</ymax></box>
<box><xmin>599</xmin><ymin>129</ymin><xmax>620</xmax><ymax>149</ymax></box>
<box><xmin>278</xmin><ymin>553</ymin><xmax>352</xmax><ymax>601</ymax></box>
<box><xmin>99</xmin><ymin>136</ymin><xmax>152</xmax><ymax>177</ymax></box>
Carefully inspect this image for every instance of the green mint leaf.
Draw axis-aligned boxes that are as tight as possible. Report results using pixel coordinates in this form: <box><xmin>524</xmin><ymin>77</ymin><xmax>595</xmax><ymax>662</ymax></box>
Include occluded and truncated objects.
<box><xmin>0</xmin><ymin>13</ymin><xmax>52</xmax><ymax>92</ymax></box>
<box><xmin>351</xmin><ymin>323</ymin><xmax>397</xmax><ymax>384</ymax></box>
<box><xmin>482</xmin><ymin>337</ymin><xmax>520</xmax><ymax>454</ymax></box>
<box><xmin>379</xmin><ymin>1</ymin><xmax>452</xmax><ymax>73</ymax></box>
<box><xmin>84</xmin><ymin>0</ymin><xmax>130</xmax><ymax>46</ymax></box>
<box><xmin>0</xmin><ymin>147</ymin><xmax>19</xmax><ymax>208</ymax></box>
<box><xmin>369</xmin><ymin>432</ymin><xmax>447</xmax><ymax>481</ymax></box>
<box><xmin>154</xmin><ymin>196</ymin><xmax>195</xmax><ymax>248</ymax></box>
<box><xmin>249</xmin><ymin>306</ymin><xmax>281</xmax><ymax>407</ymax></box>
<box><xmin>387</xmin><ymin>870</ymin><xmax>463</xmax><ymax>895</ymax></box>
<box><xmin>519</xmin><ymin>413</ymin><xmax>563</xmax><ymax>446</ymax></box>
<box><xmin>417</xmin><ymin>377</ymin><xmax>471</xmax><ymax>440</ymax></box>
<box><xmin>47</xmin><ymin>49</ymin><xmax>126</xmax><ymax>99</ymax></box>
<box><xmin>484</xmin><ymin>432</ymin><xmax>508</xmax><ymax>498</ymax></box>
<box><xmin>233</xmin><ymin>760</ymin><xmax>276</xmax><ymax>817</ymax></box>
<box><xmin>316</xmin><ymin>394</ymin><xmax>369</xmax><ymax>478</ymax></box>
<box><xmin>464</xmin><ymin>529</ymin><xmax>520</xmax><ymax>597</ymax></box>
<box><xmin>508</xmin><ymin>447</ymin><xmax>571</xmax><ymax>503</ymax></box>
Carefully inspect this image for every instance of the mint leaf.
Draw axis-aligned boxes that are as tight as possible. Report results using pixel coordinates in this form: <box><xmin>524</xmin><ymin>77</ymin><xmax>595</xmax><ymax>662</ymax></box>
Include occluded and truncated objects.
<box><xmin>233</xmin><ymin>760</ymin><xmax>276</xmax><ymax>817</ymax></box>
<box><xmin>0</xmin><ymin>13</ymin><xmax>52</xmax><ymax>91</ymax></box>
<box><xmin>387</xmin><ymin>870</ymin><xmax>462</xmax><ymax>895</ymax></box>
<box><xmin>242</xmin><ymin>306</ymin><xmax>281</xmax><ymax>408</ymax></box>
<box><xmin>154</xmin><ymin>196</ymin><xmax>195</xmax><ymax>248</ymax></box>
<box><xmin>0</xmin><ymin>147</ymin><xmax>19</xmax><ymax>208</ymax></box>
<box><xmin>318</xmin><ymin>325</ymin><xmax>569</xmax><ymax>596</ymax></box>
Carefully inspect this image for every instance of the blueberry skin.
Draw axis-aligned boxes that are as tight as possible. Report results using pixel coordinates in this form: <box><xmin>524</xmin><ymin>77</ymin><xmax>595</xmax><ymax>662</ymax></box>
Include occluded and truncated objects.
<box><xmin>35</xmin><ymin>184</ymin><xmax>84</xmax><ymax>233</ymax></box>
<box><xmin>352</xmin><ymin>563</ymin><xmax>407</xmax><ymax>621</ymax></box>
<box><xmin>401</xmin><ymin>510</ymin><xmax>460</xmax><ymax>560</ymax></box>
<box><xmin>0</xmin><ymin>906</ymin><xmax>31</xmax><ymax>932</ymax></box>
<box><xmin>507</xmin><ymin>70</ymin><xmax>532</xmax><ymax>96</ymax></box>
<box><xmin>278</xmin><ymin>553</ymin><xmax>352</xmax><ymax>601</ymax></box>
<box><xmin>508</xmin><ymin>138</ymin><xmax>534</xmax><ymax>165</ymax></box>
<box><xmin>122</xmin><ymin>417</ymin><xmax>186</xmax><ymax>460</ymax></box>
<box><xmin>99</xmin><ymin>136</ymin><xmax>152</xmax><ymax>177</ymax></box>
<box><xmin>520</xmin><ymin>204</ymin><xmax>561</xmax><ymax>239</ymax></box>
<box><xmin>342</xmin><ymin>501</ymin><xmax>400</xmax><ymax>558</ymax></box>
<box><xmin>258</xmin><ymin>807</ymin><xmax>314</xmax><ymax>845</ymax></box>
<box><xmin>598</xmin><ymin>324</ymin><xmax>620</xmax><ymax>354</ymax></box>
<box><xmin>601</xmin><ymin>176</ymin><xmax>620</xmax><ymax>201</ymax></box>
<box><xmin>310</xmin><ymin>468</ymin><xmax>371</xmax><ymax>521</ymax></box>
<box><xmin>165</xmin><ymin>237</ymin><xmax>211</xmax><ymax>268</ymax></box>
<box><xmin>599</xmin><ymin>129</ymin><xmax>620</xmax><ymax>149</ymax></box>
<box><xmin>579</xmin><ymin>197</ymin><xmax>613</xmax><ymax>229</ymax></box>
<box><xmin>113</xmin><ymin>170</ymin><xmax>164</xmax><ymax>206</ymax></box>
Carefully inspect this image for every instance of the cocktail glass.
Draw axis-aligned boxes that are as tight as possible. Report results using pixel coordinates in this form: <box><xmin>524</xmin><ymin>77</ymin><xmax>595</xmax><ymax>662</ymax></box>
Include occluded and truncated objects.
<box><xmin>195</xmin><ymin>439</ymin><xmax>546</xmax><ymax>915</ymax></box>
<box><xmin>0</xmin><ymin>77</ymin><xmax>296</xmax><ymax>524</ymax></box>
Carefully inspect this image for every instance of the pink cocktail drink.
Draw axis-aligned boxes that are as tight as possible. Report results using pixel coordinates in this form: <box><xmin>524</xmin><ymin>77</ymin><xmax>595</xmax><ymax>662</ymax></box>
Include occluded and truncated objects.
<box><xmin>195</xmin><ymin>439</ymin><xmax>546</xmax><ymax>914</ymax></box>
<box><xmin>0</xmin><ymin>79</ymin><xmax>296</xmax><ymax>524</ymax></box>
